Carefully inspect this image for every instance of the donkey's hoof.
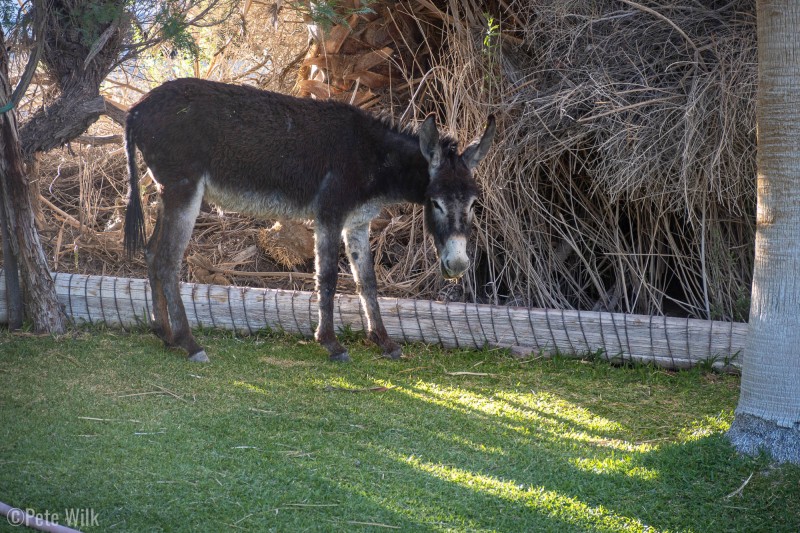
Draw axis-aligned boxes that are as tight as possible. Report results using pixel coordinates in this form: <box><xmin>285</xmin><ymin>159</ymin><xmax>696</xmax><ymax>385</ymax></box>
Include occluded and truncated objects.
<box><xmin>188</xmin><ymin>350</ymin><xmax>210</xmax><ymax>363</ymax></box>
<box><xmin>329</xmin><ymin>351</ymin><xmax>351</xmax><ymax>363</ymax></box>
<box><xmin>383</xmin><ymin>346</ymin><xmax>403</xmax><ymax>360</ymax></box>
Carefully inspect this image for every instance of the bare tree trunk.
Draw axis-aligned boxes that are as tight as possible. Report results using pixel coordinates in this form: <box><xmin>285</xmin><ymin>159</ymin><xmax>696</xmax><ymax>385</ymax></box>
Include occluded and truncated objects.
<box><xmin>727</xmin><ymin>0</ymin><xmax>800</xmax><ymax>464</ymax></box>
<box><xmin>0</xmin><ymin>28</ymin><xmax>67</xmax><ymax>334</ymax></box>
<box><xmin>0</xmin><ymin>183</ymin><xmax>22</xmax><ymax>329</ymax></box>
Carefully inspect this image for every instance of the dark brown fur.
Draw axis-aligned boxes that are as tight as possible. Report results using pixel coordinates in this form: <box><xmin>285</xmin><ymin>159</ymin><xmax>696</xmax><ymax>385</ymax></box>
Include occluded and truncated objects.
<box><xmin>124</xmin><ymin>78</ymin><xmax>494</xmax><ymax>362</ymax></box>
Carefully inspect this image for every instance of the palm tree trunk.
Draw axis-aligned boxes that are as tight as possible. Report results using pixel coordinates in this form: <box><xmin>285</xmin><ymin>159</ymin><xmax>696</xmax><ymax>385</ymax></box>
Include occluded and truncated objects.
<box><xmin>727</xmin><ymin>0</ymin><xmax>800</xmax><ymax>464</ymax></box>
<box><xmin>298</xmin><ymin>0</ymin><xmax>435</xmax><ymax>108</ymax></box>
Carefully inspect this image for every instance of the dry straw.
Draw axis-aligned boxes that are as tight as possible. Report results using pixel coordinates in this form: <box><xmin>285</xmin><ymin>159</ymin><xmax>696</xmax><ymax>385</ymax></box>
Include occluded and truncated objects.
<box><xmin>409</xmin><ymin>0</ymin><xmax>757</xmax><ymax>320</ymax></box>
<box><xmin>27</xmin><ymin>0</ymin><xmax>757</xmax><ymax>325</ymax></box>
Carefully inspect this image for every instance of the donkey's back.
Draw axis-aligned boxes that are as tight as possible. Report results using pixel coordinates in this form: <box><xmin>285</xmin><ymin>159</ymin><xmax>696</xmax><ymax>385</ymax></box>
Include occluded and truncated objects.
<box><xmin>126</xmin><ymin>78</ymin><xmax>385</xmax><ymax>218</ymax></box>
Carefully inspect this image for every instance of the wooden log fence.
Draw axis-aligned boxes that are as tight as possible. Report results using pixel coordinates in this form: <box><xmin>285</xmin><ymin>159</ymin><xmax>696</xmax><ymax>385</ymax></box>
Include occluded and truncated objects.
<box><xmin>0</xmin><ymin>270</ymin><xmax>747</xmax><ymax>370</ymax></box>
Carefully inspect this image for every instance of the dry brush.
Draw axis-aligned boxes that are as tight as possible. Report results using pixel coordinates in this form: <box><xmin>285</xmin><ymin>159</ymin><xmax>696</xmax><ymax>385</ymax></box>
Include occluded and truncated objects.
<box><xmin>24</xmin><ymin>0</ymin><xmax>757</xmax><ymax>325</ymax></box>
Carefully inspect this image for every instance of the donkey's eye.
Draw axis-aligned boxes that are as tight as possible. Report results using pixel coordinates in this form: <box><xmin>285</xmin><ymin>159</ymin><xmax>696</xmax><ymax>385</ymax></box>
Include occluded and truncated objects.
<box><xmin>431</xmin><ymin>200</ymin><xmax>445</xmax><ymax>213</ymax></box>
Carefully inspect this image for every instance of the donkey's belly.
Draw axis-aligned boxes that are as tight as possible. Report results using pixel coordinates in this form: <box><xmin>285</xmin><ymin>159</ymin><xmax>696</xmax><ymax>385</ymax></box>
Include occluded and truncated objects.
<box><xmin>203</xmin><ymin>179</ymin><xmax>314</xmax><ymax>220</ymax></box>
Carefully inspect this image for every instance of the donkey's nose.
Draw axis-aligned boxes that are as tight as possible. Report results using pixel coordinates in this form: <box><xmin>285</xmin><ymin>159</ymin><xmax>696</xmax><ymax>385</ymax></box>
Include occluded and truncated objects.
<box><xmin>442</xmin><ymin>257</ymin><xmax>469</xmax><ymax>279</ymax></box>
<box><xmin>441</xmin><ymin>236</ymin><xmax>469</xmax><ymax>279</ymax></box>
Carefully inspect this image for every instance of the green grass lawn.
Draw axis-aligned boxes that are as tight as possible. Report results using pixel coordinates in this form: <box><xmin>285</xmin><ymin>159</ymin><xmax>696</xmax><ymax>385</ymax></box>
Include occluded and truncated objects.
<box><xmin>0</xmin><ymin>328</ymin><xmax>798</xmax><ymax>532</ymax></box>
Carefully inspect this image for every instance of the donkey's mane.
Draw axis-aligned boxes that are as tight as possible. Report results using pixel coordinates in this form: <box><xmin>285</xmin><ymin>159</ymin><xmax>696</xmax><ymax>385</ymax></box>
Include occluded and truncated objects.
<box><xmin>373</xmin><ymin>112</ymin><xmax>461</xmax><ymax>163</ymax></box>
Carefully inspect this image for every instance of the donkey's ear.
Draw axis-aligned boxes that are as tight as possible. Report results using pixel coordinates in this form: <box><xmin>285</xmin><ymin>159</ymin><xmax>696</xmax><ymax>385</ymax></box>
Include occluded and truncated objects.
<box><xmin>418</xmin><ymin>114</ymin><xmax>443</xmax><ymax>169</ymax></box>
<box><xmin>462</xmin><ymin>115</ymin><xmax>496</xmax><ymax>170</ymax></box>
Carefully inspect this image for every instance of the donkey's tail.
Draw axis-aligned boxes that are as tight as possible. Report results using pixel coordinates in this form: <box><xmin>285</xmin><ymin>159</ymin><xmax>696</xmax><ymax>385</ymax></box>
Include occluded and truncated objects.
<box><xmin>123</xmin><ymin>119</ymin><xmax>146</xmax><ymax>258</ymax></box>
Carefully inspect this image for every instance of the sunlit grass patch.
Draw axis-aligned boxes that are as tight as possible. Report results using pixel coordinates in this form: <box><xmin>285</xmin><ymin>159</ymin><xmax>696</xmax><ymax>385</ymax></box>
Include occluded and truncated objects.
<box><xmin>394</xmin><ymin>381</ymin><xmax>646</xmax><ymax>452</ymax></box>
<box><xmin>399</xmin><ymin>453</ymin><xmax>656</xmax><ymax>532</ymax></box>
<box><xmin>433</xmin><ymin>431</ymin><xmax>508</xmax><ymax>456</ymax></box>
<box><xmin>678</xmin><ymin>411</ymin><xmax>735</xmax><ymax>442</ymax></box>
<box><xmin>570</xmin><ymin>456</ymin><xmax>659</xmax><ymax>481</ymax></box>
<box><xmin>233</xmin><ymin>379</ymin><xmax>271</xmax><ymax>395</ymax></box>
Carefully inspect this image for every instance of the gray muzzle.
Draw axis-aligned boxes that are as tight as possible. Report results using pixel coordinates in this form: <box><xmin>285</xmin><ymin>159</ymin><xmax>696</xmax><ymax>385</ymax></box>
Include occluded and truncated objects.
<box><xmin>440</xmin><ymin>235</ymin><xmax>469</xmax><ymax>279</ymax></box>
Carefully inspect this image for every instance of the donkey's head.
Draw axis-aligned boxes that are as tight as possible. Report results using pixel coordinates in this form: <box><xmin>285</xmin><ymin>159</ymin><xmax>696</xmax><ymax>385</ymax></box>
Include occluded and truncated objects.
<box><xmin>418</xmin><ymin>115</ymin><xmax>496</xmax><ymax>279</ymax></box>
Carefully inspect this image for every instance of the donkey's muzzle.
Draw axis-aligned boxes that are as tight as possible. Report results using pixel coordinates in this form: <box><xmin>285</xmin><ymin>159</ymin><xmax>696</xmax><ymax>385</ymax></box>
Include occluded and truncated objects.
<box><xmin>440</xmin><ymin>236</ymin><xmax>469</xmax><ymax>279</ymax></box>
<box><xmin>441</xmin><ymin>261</ymin><xmax>469</xmax><ymax>280</ymax></box>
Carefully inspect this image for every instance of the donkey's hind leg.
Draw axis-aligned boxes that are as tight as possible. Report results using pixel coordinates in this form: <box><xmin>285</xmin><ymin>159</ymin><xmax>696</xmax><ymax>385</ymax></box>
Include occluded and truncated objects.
<box><xmin>149</xmin><ymin>182</ymin><xmax>207</xmax><ymax>362</ymax></box>
<box><xmin>343</xmin><ymin>223</ymin><xmax>402</xmax><ymax>359</ymax></box>
<box><xmin>145</xmin><ymin>212</ymin><xmax>174</xmax><ymax>346</ymax></box>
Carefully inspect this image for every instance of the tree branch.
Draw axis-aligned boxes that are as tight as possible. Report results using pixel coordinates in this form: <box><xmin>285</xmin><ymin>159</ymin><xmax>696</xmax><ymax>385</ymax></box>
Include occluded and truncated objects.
<box><xmin>76</xmin><ymin>134</ymin><xmax>123</xmax><ymax>145</ymax></box>
<box><xmin>102</xmin><ymin>97</ymin><xmax>128</xmax><ymax>127</ymax></box>
<box><xmin>19</xmin><ymin>90</ymin><xmax>106</xmax><ymax>156</ymax></box>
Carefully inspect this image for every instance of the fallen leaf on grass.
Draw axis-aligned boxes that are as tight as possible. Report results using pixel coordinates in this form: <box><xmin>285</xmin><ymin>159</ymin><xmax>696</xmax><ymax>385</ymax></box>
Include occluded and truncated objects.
<box><xmin>324</xmin><ymin>385</ymin><xmax>391</xmax><ymax>393</ymax></box>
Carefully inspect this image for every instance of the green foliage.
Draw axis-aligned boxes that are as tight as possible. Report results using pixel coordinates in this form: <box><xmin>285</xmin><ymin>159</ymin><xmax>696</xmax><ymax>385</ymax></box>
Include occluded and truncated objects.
<box><xmin>483</xmin><ymin>13</ymin><xmax>500</xmax><ymax>53</ymax></box>
<box><xmin>0</xmin><ymin>0</ymin><xmax>18</xmax><ymax>28</ymax></box>
<box><xmin>481</xmin><ymin>12</ymin><xmax>502</xmax><ymax>96</ymax></box>
<box><xmin>4</xmin><ymin>0</ymin><xmax>123</xmax><ymax>47</ymax></box>
<box><xmin>710</xmin><ymin>288</ymin><xmax>751</xmax><ymax>322</ymax></box>
<box><xmin>1</xmin><ymin>330</ymin><xmax>798</xmax><ymax>531</ymax></box>
<box><xmin>288</xmin><ymin>0</ymin><xmax>376</xmax><ymax>33</ymax></box>
<box><xmin>335</xmin><ymin>323</ymin><xmax>366</xmax><ymax>343</ymax></box>
<box><xmin>68</xmin><ymin>0</ymin><xmax>124</xmax><ymax>45</ymax></box>
<box><xmin>153</xmin><ymin>4</ymin><xmax>200</xmax><ymax>59</ymax></box>
<box><xmin>124</xmin><ymin>0</ymin><xmax>240</xmax><ymax>82</ymax></box>
<box><xmin>732</xmin><ymin>291</ymin><xmax>751</xmax><ymax>323</ymax></box>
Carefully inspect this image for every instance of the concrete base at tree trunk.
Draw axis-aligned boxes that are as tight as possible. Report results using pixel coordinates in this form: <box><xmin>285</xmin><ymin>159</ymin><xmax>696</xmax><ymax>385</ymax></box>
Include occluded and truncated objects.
<box><xmin>727</xmin><ymin>413</ymin><xmax>800</xmax><ymax>465</ymax></box>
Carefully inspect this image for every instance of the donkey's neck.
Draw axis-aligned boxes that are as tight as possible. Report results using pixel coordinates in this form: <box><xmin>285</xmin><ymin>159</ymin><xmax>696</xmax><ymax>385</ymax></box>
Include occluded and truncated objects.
<box><xmin>373</xmin><ymin>128</ymin><xmax>430</xmax><ymax>205</ymax></box>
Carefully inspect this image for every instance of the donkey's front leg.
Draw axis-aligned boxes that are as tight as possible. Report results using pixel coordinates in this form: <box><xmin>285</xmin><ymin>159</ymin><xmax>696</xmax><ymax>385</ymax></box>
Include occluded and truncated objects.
<box><xmin>344</xmin><ymin>223</ymin><xmax>402</xmax><ymax>359</ymax></box>
<box><xmin>314</xmin><ymin>223</ymin><xmax>349</xmax><ymax>361</ymax></box>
